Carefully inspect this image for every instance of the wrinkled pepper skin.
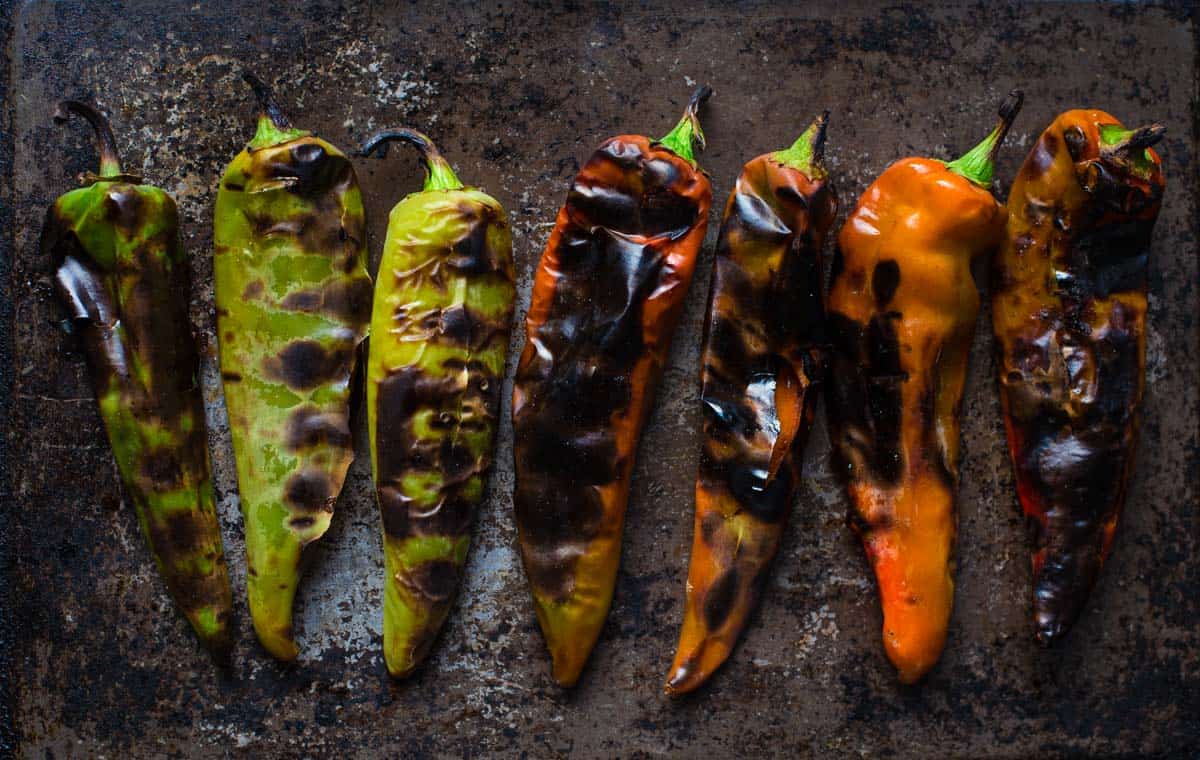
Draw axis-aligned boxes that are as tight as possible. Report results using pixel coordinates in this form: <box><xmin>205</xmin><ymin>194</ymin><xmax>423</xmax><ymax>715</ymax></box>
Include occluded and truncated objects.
<box><xmin>512</xmin><ymin>87</ymin><xmax>713</xmax><ymax>687</ymax></box>
<box><xmin>43</xmin><ymin>101</ymin><xmax>233</xmax><ymax>658</ymax></box>
<box><xmin>361</xmin><ymin>129</ymin><xmax>515</xmax><ymax>678</ymax></box>
<box><xmin>992</xmin><ymin>112</ymin><xmax>1165</xmax><ymax>646</ymax></box>
<box><xmin>214</xmin><ymin>74</ymin><xmax>372</xmax><ymax>661</ymax></box>
<box><xmin>665</xmin><ymin>114</ymin><xmax>838</xmax><ymax>696</ymax></box>
<box><xmin>826</xmin><ymin>93</ymin><xmax>1022</xmax><ymax>683</ymax></box>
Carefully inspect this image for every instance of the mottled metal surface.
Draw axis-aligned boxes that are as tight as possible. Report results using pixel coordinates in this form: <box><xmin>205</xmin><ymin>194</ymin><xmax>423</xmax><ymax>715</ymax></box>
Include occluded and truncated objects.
<box><xmin>3</xmin><ymin>1</ymin><xmax>1197</xmax><ymax>756</ymax></box>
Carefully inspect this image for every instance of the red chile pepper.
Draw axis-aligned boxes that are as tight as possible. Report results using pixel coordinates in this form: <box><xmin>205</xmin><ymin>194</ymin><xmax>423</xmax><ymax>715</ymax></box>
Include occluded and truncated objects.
<box><xmin>992</xmin><ymin>111</ymin><xmax>1165</xmax><ymax>645</ymax></box>
<box><xmin>665</xmin><ymin>114</ymin><xmax>837</xmax><ymax>696</ymax></box>
<box><xmin>512</xmin><ymin>86</ymin><xmax>713</xmax><ymax>687</ymax></box>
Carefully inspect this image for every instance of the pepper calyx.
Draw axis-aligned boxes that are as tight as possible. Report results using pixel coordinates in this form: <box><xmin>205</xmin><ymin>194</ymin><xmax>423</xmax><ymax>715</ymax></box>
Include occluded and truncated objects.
<box><xmin>1099</xmin><ymin>122</ymin><xmax>1164</xmax><ymax>178</ymax></box>
<box><xmin>773</xmin><ymin>110</ymin><xmax>830</xmax><ymax>179</ymax></box>
<box><xmin>360</xmin><ymin>128</ymin><xmax>465</xmax><ymax>192</ymax></box>
<box><xmin>243</xmin><ymin>72</ymin><xmax>309</xmax><ymax>150</ymax></box>
<box><xmin>945</xmin><ymin>90</ymin><xmax>1024</xmax><ymax>188</ymax></box>
<box><xmin>657</xmin><ymin>85</ymin><xmax>713</xmax><ymax>167</ymax></box>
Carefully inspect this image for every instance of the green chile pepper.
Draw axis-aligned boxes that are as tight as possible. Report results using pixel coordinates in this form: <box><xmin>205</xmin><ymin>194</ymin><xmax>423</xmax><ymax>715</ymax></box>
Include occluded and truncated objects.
<box><xmin>361</xmin><ymin>129</ymin><xmax>515</xmax><ymax>678</ymax></box>
<box><xmin>43</xmin><ymin>100</ymin><xmax>233</xmax><ymax>658</ymax></box>
<box><xmin>214</xmin><ymin>73</ymin><xmax>372</xmax><ymax>661</ymax></box>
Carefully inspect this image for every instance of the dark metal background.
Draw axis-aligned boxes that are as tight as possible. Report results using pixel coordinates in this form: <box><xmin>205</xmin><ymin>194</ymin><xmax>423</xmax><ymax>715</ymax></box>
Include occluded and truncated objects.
<box><xmin>3</xmin><ymin>1</ymin><xmax>1198</xmax><ymax>756</ymax></box>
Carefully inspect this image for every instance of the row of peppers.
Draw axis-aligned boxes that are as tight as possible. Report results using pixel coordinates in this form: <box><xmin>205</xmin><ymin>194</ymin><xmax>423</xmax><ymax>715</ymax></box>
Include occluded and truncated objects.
<box><xmin>43</xmin><ymin>73</ymin><xmax>1165</xmax><ymax>692</ymax></box>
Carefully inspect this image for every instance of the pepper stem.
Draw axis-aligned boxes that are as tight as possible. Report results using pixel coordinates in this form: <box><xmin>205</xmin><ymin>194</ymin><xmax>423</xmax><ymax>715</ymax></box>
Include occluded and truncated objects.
<box><xmin>54</xmin><ymin>100</ymin><xmax>123</xmax><ymax>178</ymax></box>
<box><xmin>243</xmin><ymin>72</ymin><xmax>308</xmax><ymax>149</ymax></box>
<box><xmin>945</xmin><ymin>90</ymin><xmax>1024</xmax><ymax>187</ymax></box>
<box><xmin>657</xmin><ymin>85</ymin><xmax>713</xmax><ymax>167</ymax></box>
<box><xmin>772</xmin><ymin>111</ymin><xmax>830</xmax><ymax>179</ymax></box>
<box><xmin>1099</xmin><ymin>122</ymin><xmax>1165</xmax><ymax>175</ymax></box>
<box><xmin>361</xmin><ymin>129</ymin><xmax>465</xmax><ymax>191</ymax></box>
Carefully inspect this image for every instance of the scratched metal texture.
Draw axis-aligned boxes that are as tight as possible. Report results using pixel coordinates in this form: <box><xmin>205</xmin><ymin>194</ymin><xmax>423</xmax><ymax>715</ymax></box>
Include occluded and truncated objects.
<box><xmin>3</xmin><ymin>1</ymin><xmax>1198</xmax><ymax>757</ymax></box>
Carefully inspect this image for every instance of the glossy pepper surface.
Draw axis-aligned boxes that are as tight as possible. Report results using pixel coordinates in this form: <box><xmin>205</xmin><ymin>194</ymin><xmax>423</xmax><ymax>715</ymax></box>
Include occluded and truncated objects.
<box><xmin>43</xmin><ymin>101</ymin><xmax>233</xmax><ymax>658</ymax></box>
<box><xmin>214</xmin><ymin>74</ymin><xmax>372</xmax><ymax>661</ymax></box>
<box><xmin>512</xmin><ymin>87</ymin><xmax>713</xmax><ymax>687</ymax></box>
<box><xmin>665</xmin><ymin>114</ymin><xmax>838</xmax><ymax>696</ymax></box>
<box><xmin>992</xmin><ymin>111</ymin><xmax>1164</xmax><ymax>645</ymax></box>
<box><xmin>361</xmin><ymin>129</ymin><xmax>515</xmax><ymax>678</ymax></box>
<box><xmin>826</xmin><ymin>93</ymin><xmax>1022</xmax><ymax>683</ymax></box>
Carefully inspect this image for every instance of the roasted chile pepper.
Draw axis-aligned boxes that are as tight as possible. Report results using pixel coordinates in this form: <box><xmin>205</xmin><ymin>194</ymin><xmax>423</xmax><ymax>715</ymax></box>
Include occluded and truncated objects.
<box><xmin>43</xmin><ymin>101</ymin><xmax>233</xmax><ymax>658</ymax></box>
<box><xmin>360</xmin><ymin>129</ymin><xmax>515</xmax><ymax>678</ymax></box>
<box><xmin>214</xmin><ymin>74</ymin><xmax>372</xmax><ymax>660</ymax></box>
<box><xmin>992</xmin><ymin>112</ymin><xmax>1165</xmax><ymax>645</ymax></box>
<box><xmin>512</xmin><ymin>87</ymin><xmax>713</xmax><ymax>687</ymax></box>
<box><xmin>826</xmin><ymin>93</ymin><xmax>1023</xmax><ymax>683</ymax></box>
<box><xmin>665</xmin><ymin>114</ymin><xmax>838</xmax><ymax>696</ymax></box>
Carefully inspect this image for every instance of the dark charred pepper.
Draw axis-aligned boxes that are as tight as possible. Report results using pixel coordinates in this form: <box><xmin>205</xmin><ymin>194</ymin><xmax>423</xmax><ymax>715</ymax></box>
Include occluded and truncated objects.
<box><xmin>512</xmin><ymin>86</ymin><xmax>713</xmax><ymax>687</ymax></box>
<box><xmin>43</xmin><ymin>101</ymin><xmax>233</xmax><ymax>658</ymax></box>
<box><xmin>665</xmin><ymin>114</ymin><xmax>838</xmax><ymax>696</ymax></box>
<box><xmin>214</xmin><ymin>74</ymin><xmax>372</xmax><ymax>661</ymax></box>
<box><xmin>992</xmin><ymin>111</ymin><xmax>1165</xmax><ymax>645</ymax></box>
<box><xmin>360</xmin><ymin>129</ymin><xmax>515</xmax><ymax>678</ymax></box>
<box><xmin>826</xmin><ymin>92</ymin><xmax>1022</xmax><ymax>683</ymax></box>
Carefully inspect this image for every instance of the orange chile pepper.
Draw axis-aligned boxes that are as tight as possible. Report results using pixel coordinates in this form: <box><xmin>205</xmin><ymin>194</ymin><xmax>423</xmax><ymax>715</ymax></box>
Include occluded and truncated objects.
<box><xmin>513</xmin><ymin>87</ymin><xmax>713</xmax><ymax>687</ymax></box>
<box><xmin>665</xmin><ymin>114</ymin><xmax>837</xmax><ymax>696</ymax></box>
<box><xmin>992</xmin><ymin>111</ymin><xmax>1164</xmax><ymax>645</ymax></box>
<box><xmin>826</xmin><ymin>92</ymin><xmax>1022</xmax><ymax>683</ymax></box>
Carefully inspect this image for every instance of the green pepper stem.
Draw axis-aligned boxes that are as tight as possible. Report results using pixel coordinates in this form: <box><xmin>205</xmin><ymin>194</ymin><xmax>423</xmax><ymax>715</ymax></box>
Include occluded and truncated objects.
<box><xmin>361</xmin><ymin>128</ymin><xmax>465</xmax><ymax>191</ymax></box>
<box><xmin>772</xmin><ymin>110</ymin><xmax>830</xmax><ymax>179</ymax></box>
<box><xmin>55</xmin><ymin>100</ymin><xmax>123</xmax><ymax>178</ymax></box>
<box><xmin>243</xmin><ymin>71</ymin><xmax>308</xmax><ymax>149</ymax></box>
<box><xmin>657</xmin><ymin>85</ymin><xmax>713</xmax><ymax>167</ymax></box>
<box><xmin>1099</xmin><ymin>122</ymin><xmax>1165</xmax><ymax>176</ymax></box>
<box><xmin>946</xmin><ymin>90</ymin><xmax>1024</xmax><ymax>187</ymax></box>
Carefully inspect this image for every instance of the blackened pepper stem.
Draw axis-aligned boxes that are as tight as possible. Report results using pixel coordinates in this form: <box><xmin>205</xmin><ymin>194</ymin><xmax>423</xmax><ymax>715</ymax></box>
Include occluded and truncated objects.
<box><xmin>945</xmin><ymin>90</ymin><xmax>1024</xmax><ymax>187</ymax></box>
<box><xmin>658</xmin><ymin>85</ymin><xmax>714</xmax><ymax>166</ymax></box>
<box><xmin>773</xmin><ymin>110</ymin><xmax>830</xmax><ymax>179</ymax></box>
<box><xmin>242</xmin><ymin>71</ymin><xmax>308</xmax><ymax>150</ymax></box>
<box><xmin>54</xmin><ymin>100</ymin><xmax>123</xmax><ymax>178</ymax></box>
<box><xmin>361</xmin><ymin>129</ymin><xmax>465</xmax><ymax>191</ymax></box>
<box><xmin>1100</xmin><ymin>123</ymin><xmax>1166</xmax><ymax>175</ymax></box>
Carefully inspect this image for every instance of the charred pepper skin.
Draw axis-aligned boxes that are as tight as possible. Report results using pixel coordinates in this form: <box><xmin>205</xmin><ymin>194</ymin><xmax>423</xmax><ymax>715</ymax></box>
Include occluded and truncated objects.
<box><xmin>826</xmin><ymin>93</ymin><xmax>1022</xmax><ymax>684</ymax></box>
<box><xmin>665</xmin><ymin>114</ymin><xmax>838</xmax><ymax>696</ymax></box>
<box><xmin>992</xmin><ymin>111</ymin><xmax>1165</xmax><ymax>646</ymax></box>
<box><xmin>214</xmin><ymin>74</ymin><xmax>372</xmax><ymax>661</ymax></box>
<box><xmin>361</xmin><ymin>129</ymin><xmax>515</xmax><ymax>678</ymax></box>
<box><xmin>512</xmin><ymin>87</ymin><xmax>713</xmax><ymax>687</ymax></box>
<box><xmin>43</xmin><ymin>101</ymin><xmax>233</xmax><ymax>659</ymax></box>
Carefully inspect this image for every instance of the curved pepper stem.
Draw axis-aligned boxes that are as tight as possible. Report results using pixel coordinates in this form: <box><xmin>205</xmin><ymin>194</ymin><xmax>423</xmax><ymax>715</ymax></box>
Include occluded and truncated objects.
<box><xmin>54</xmin><ymin>100</ymin><xmax>123</xmax><ymax>179</ymax></box>
<box><xmin>361</xmin><ymin>128</ymin><xmax>465</xmax><ymax>191</ymax></box>
<box><xmin>1100</xmin><ymin>122</ymin><xmax>1166</xmax><ymax>177</ymax></box>
<box><xmin>773</xmin><ymin>110</ymin><xmax>830</xmax><ymax>179</ymax></box>
<box><xmin>946</xmin><ymin>90</ymin><xmax>1024</xmax><ymax>187</ymax></box>
<box><xmin>243</xmin><ymin>71</ymin><xmax>308</xmax><ymax>150</ymax></box>
<box><xmin>658</xmin><ymin>85</ymin><xmax>713</xmax><ymax>167</ymax></box>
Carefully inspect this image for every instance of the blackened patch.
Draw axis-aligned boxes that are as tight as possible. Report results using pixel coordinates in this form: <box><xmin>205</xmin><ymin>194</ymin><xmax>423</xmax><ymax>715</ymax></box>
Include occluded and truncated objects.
<box><xmin>289</xmin><ymin>516</ymin><xmax>316</xmax><ymax>530</ymax></box>
<box><xmin>703</xmin><ymin>568</ymin><xmax>740</xmax><ymax>630</ymax></box>
<box><xmin>146</xmin><ymin>511</ymin><xmax>203</xmax><ymax>558</ymax></box>
<box><xmin>322</xmin><ymin>276</ymin><xmax>372</xmax><ymax>325</ymax></box>
<box><xmin>141</xmin><ymin>448</ymin><xmax>184</xmax><ymax>490</ymax></box>
<box><xmin>284</xmin><ymin>469</ymin><xmax>333</xmax><ymax>511</ymax></box>
<box><xmin>285</xmin><ymin>405</ymin><xmax>352</xmax><ymax>452</ymax></box>
<box><xmin>266</xmin><ymin>339</ymin><xmax>349</xmax><ymax>391</ymax></box>
<box><xmin>405</xmin><ymin>560</ymin><xmax>460</xmax><ymax>603</ymax></box>
<box><xmin>267</xmin><ymin>141</ymin><xmax>354</xmax><ymax>199</ymax></box>
<box><xmin>221</xmin><ymin>371</ymin><xmax>242</xmax><ymax>382</ymax></box>
<box><xmin>872</xmin><ymin>260</ymin><xmax>901</xmax><ymax>307</ymax></box>
<box><xmin>103</xmin><ymin>185</ymin><xmax>143</xmax><ymax>233</ymax></box>
<box><xmin>280</xmin><ymin>288</ymin><xmax>322</xmax><ymax>312</ymax></box>
<box><xmin>447</xmin><ymin>204</ymin><xmax>504</xmax><ymax>274</ymax></box>
<box><xmin>243</xmin><ymin>279</ymin><xmax>264</xmax><ymax>300</ymax></box>
<box><xmin>1062</xmin><ymin>127</ymin><xmax>1087</xmax><ymax>162</ymax></box>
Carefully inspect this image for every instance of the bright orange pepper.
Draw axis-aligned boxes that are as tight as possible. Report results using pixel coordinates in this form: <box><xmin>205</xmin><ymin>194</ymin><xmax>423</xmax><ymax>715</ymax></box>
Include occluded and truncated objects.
<box><xmin>826</xmin><ymin>93</ymin><xmax>1022</xmax><ymax>683</ymax></box>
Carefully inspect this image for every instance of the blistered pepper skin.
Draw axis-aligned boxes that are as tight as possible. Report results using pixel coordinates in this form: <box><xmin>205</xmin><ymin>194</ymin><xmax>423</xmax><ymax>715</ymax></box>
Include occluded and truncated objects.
<box><xmin>362</xmin><ymin>130</ymin><xmax>515</xmax><ymax>678</ymax></box>
<box><xmin>512</xmin><ymin>88</ymin><xmax>713</xmax><ymax>687</ymax></box>
<box><xmin>665</xmin><ymin>116</ymin><xmax>837</xmax><ymax>696</ymax></box>
<box><xmin>214</xmin><ymin>75</ymin><xmax>372</xmax><ymax>661</ymax></box>
<box><xmin>992</xmin><ymin>111</ymin><xmax>1164</xmax><ymax>646</ymax></box>
<box><xmin>43</xmin><ymin>101</ymin><xmax>233</xmax><ymax>658</ymax></box>
<box><xmin>826</xmin><ymin>95</ymin><xmax>1021</xmax><ymax>683</ymax></box>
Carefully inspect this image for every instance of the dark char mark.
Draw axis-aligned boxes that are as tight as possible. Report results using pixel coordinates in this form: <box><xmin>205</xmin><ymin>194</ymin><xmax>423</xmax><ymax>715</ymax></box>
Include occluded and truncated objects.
<box><xmin>872</xmin><ymin>260</ymin><xmax>900</xmax><ymax>307</ymax></box>
<box><xmin>284</xmin><ymin>469</ymin><xmax>333</xmax><ymax>512</ymax></box>
<box><xmin>703</xmin><ymin>567</ymin><xmax>740</xmax><ymax>630</ymax></box>
<box><xmin>266</xmin><ymin>339</ymin><xmax>352</xmax><ymax>391</ymax></box>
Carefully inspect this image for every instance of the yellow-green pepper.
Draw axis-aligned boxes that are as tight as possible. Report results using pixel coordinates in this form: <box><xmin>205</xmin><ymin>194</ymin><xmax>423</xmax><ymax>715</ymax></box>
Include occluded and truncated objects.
<box><xmin>361</xmin><ymin>129</ymin><xmax>515</xmax><ymax>678</ymax></box>
<box><xmin>214</xmin><ymin>73</ymin><xmax>372</xmax><ymax>661</ymax></box>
